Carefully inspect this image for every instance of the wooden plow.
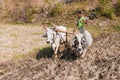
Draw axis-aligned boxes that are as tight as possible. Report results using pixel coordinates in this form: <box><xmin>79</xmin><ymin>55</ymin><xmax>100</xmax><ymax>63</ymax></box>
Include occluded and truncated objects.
<box><xmin>55</xmin><ymin>29</ymin><xmax>75</xmax><ymax>55</ymax></box>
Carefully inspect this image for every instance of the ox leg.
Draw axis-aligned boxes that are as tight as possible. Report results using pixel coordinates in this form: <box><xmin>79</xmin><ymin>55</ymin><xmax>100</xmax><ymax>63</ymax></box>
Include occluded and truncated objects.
<box><xmin>70</xmin><ymin>39</ymin><xmax>74</xmax><ymax>49</ymax></box>
<box><xmin>81</xmin><ymin>49</ymin><xmax>86</xmax><ymax>58</ymax></box>
<box><xmin>51</xmin><ymin>44</ymin><xmax>56</xmax><ymax>52</ymax></box>
<box><xmin>52</xmin><ymin>44</ymin><xmax>56</xmax><ymax>52</ymax></box>
<box><xmin>52</xmin><ymin>44</ymin><xmax>57</xmax><ymax>58</ymax></box>
<box><xmin>54</xmin><ymin>45</ymin><xmax>59</xmax><ymax>58</ymax></box>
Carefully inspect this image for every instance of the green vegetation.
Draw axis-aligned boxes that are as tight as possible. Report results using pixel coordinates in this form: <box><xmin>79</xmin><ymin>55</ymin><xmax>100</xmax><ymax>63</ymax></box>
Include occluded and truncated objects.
<box><xmin>10</xmin><ymin>33</ymin><xmax>18</xmax><ymax>37</ymax></box>
<box><xmin>0</xmin><ymin>0</ymin><xmax>120</xmax><ymax>23</ymax></box>
<box><xmin>13</xmin><ymin>53</ymin><xmax>26</xmax><ymax>60</ymax></box>
<box><xmin>50</xmin><ymin>3</ymin><xmax>64</xmax><ymax>17</ymax></box>
<box><xmin>116</xmin><ymin>0</ymin><xmax>120</xmax><ymax>16</ymax></box>
<box><xmin>10</xmin><ymin>33</ymin><xmax>18</xmax><ymax>40</ymax></box>
<box><xmin>111</xmin><ymin>25</ymin><xmax>120</xmax><ymax>32</ymax></box>
<box><xmin>0</xmin><ymin>0</ymin><xmax>120</xmax><ymax>30</ymax></box>
<box><xmin>98</xmin><ymin>0</ymin><xmax>116</xmax><ymax>19</ymax></box>
<box><xmin>86</xmin><ymin>25</ymin><xmax>120</xmax><ymax>37</ymax></box>
<box><xmin>0</xmin><ymin>41</ymin><xmax>2</xmax><ymax>45</ymax></box>
<box><xmin>24</xmin><ymin>7</ymin><xmax>36</xmax><ymax>23</ymax></box>
<box><xmin>0</xmin><ymin>31</ymin><xmax>3</xmax><ymax>34</ymax></box>
<box><xmin>32</xmin><ymin>32</ymin><xmax>41</xmax><ymax>35</ymax></box>
<box><xmin>12</xmin><ymin>6</ymin><xmax>37</xmax><ymax>24</ymax></box>
<box><xmin>29</xmin><ymin>48</ymin><xmax>41</xmax><ymax>56</ymax></box>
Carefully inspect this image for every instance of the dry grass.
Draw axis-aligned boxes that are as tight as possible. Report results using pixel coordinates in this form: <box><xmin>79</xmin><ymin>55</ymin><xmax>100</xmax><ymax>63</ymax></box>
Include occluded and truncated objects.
<box><xmin>0</xmin><ymin>24</ymin><xmax>47</xmax><ymax>62</ymax></box>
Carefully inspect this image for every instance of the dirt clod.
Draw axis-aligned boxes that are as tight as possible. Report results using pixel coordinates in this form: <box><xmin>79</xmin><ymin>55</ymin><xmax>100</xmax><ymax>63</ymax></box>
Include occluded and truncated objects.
<box><xmin>0</xmin><ymin>28</ymin><xmax>120</xmax><ymax>80</ymax></box>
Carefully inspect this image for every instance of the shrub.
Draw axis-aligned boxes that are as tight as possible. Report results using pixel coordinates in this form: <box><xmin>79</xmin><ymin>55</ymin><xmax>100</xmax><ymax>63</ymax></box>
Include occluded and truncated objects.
<box><xmin>50</xmin><ymin>3</ymin><xmax>64</xmax><ymax>17</ymax></box>
<box><xmin>8</xmin><ymin>5</ymin><xmax>36</xmax><ymax>23</ymax></box>
<box><xmin>118</xmin><ymin>0</ymin><xmax>120</xmax><ymax>4</ymax></box>
<box><xmin>98</xmin><ymin>0</ymin><xmax>116</xmax><ymax>19</ymax></box>
<box><xmin>0</xmin><ymin>0</ymin><xmax>46</xmax><ymax>23</ymax></box>
<box><xmin>24</xmin><ymin>7</ymin><xmax>36</xmax><ymax>23</ymax></box>
<box><xmin>115</xmin><ymin>0</ymin><xmax>120</xmax><ymax>16</ymax></box>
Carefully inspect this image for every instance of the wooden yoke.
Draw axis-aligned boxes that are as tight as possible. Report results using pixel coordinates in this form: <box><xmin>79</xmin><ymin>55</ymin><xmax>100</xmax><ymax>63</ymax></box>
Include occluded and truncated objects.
<box><xmin>55</xmin><ymin>29</ymin><xmax>74</xmax><ymax>49</ymax></box>
<box><xmin>55</xmin><ymin>29</ymin><xmax>74</xmax><ymax>35</ymax></box>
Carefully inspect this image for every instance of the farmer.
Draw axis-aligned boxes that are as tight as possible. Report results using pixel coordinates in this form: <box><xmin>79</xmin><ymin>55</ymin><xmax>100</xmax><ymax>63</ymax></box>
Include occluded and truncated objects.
<box><xmin>74</xmin><ymin>11</ymin><xmax>87</xmax><ymax>34</ymax></box>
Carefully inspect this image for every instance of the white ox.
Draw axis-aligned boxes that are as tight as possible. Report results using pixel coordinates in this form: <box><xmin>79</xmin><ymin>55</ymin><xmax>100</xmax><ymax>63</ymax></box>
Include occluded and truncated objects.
<box><xmin>44</xmin><ymin>26</ymin><xmax>67</xmax><ymax>58</ymax></box>
<box><xmin>71</xmin><ymin>29</ymin><xmax>93</xmax><ymax>58</ymax></box>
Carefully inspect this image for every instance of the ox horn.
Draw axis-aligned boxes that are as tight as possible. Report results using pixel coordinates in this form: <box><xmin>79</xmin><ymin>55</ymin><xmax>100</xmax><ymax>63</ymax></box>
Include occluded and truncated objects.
<box><xmin>42</xmin><ymin>23</ymin><xmax>47</xmax><ymax>31</ymax></box>
<box><xmin>51</xmin><ymin>23</ymin><xmax>57</xmax><ymax>27</ymax></box>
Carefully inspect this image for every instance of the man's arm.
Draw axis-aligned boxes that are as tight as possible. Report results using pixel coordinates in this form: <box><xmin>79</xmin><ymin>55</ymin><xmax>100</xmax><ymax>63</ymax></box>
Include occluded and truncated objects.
<box><xmin>84</xmin><ymin>20</ymin><xmax>88</xmax><ymax>24</ymax></box>
<box><xmin>80</xmin><ymin>19</ymin><xmax>88</xmax><ymax>24</ymax></box>
<box><xmin>81</xmin><ymin>16</ymin><xmax>89</xmax><ymax>24</ymax></box>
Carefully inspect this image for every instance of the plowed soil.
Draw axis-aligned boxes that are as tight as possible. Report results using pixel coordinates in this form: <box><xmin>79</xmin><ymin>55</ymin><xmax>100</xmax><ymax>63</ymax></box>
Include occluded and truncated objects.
<box><xmin>0</xmin><ymin>25</ymin><xmax>120</xmax><ymax>80</ymax></box>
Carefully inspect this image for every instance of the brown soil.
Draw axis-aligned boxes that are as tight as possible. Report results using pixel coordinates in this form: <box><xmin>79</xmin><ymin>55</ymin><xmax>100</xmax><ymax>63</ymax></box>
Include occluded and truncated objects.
<box><xmin>0</xmin><ymin>31</ymin><xmax>119</xmax><ymax>80</ymax></box>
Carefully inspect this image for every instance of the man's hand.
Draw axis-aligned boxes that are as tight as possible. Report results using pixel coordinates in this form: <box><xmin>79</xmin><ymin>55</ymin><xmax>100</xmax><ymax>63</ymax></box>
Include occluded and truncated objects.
<box><xmin>80</xmin><ymin>20</ymin><xmax>87</xmax><ymax>23</ymax></box>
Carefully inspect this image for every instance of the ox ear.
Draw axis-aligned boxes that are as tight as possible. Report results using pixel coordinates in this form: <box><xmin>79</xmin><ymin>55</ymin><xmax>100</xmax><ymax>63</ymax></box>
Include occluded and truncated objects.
<box><xmin>42</xmin><ymin>33</ymin><xmax>47</xmax><ymax>38</ymax></box>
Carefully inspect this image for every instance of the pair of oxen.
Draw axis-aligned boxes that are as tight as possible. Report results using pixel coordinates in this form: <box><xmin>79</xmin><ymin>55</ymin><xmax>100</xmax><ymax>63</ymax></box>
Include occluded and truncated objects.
<box><xmin>43</xmin><ymin>24</ymin><xmax>92</xmax><ymax>59</ymax></box>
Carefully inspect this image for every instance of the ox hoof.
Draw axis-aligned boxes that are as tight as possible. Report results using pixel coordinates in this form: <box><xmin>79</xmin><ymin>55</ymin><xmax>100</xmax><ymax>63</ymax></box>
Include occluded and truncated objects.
<box><xmin>52</xmin><ymin>54</ymin><xmax>58</xmax><ymax>59</ymax></box>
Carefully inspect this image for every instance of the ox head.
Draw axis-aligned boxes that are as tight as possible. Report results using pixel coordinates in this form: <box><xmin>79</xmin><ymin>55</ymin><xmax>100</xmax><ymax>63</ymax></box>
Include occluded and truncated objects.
<box><xmin>72</xmin><ymin>33</ymin><xmax>84</xmax><ymax>54</ymax></box>
<box><xmin>43</xmin><ymin>26</ymin><xmax>55</xmax><ymax>44</ymax></box>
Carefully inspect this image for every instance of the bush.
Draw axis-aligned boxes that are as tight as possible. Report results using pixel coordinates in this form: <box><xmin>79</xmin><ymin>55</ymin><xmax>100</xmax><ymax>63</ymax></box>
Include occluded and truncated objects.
<box><xmin>50</xmin><ymin>3</ymin><xmax>64</xmax><ymax>17</ymax></box>
<box><xmin>118</xmin><ymin>0</ymin><xmax>120</xmax><ymax>5</ymax></box>
<box><xmin>24</xmin><ymin>7</ymin><xmax>36</xmax><ymax>23</ymax></box>
<box><xmin>98</xmin><ymin>0</ymin><xmax>116</xmax><ymax>19</ymax></box>
<box><xmin>9</xmin><ymin>5</ymin><xmax>36</xmax><ymax>23</ymax></box>
<box><xmin>0</xmin><ymin>0</ymin><xmax>46</xmax><ymax>23</ymax></box>
<box><xmin>115</xmin><ymin>0</ymin><xmax>120</xmax><ymax>16</ymax></box>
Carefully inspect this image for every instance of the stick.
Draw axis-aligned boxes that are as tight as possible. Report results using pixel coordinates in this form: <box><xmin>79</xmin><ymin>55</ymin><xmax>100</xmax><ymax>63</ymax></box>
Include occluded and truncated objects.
<box><xmin>55</xmin><ymin>29</ymin><xmax>74</xmax><ymax>35</ymax></box>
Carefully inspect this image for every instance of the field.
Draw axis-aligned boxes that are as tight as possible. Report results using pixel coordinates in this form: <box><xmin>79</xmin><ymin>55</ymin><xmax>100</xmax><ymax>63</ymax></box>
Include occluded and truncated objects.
<box><xmin>0</xmin><ymin>24</ymin><xmax>47</xmax><ymax>62</ymax></box>
<box><xmin>0</xmin><ymin>23</ymin><xmax>119</xmax><ymax>80</ymax></box>
<box><xmin>0</xmin><ymin>0</ymin><xmax>120</xmax><ymax>80</ymax></box>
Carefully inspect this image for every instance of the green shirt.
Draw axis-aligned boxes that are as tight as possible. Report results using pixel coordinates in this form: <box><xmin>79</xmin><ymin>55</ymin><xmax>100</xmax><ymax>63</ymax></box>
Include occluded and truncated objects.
<box><xmin>77</xmin><ymin>17</ymin><xmax>85</xmax><ymax>30</ymax></box>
